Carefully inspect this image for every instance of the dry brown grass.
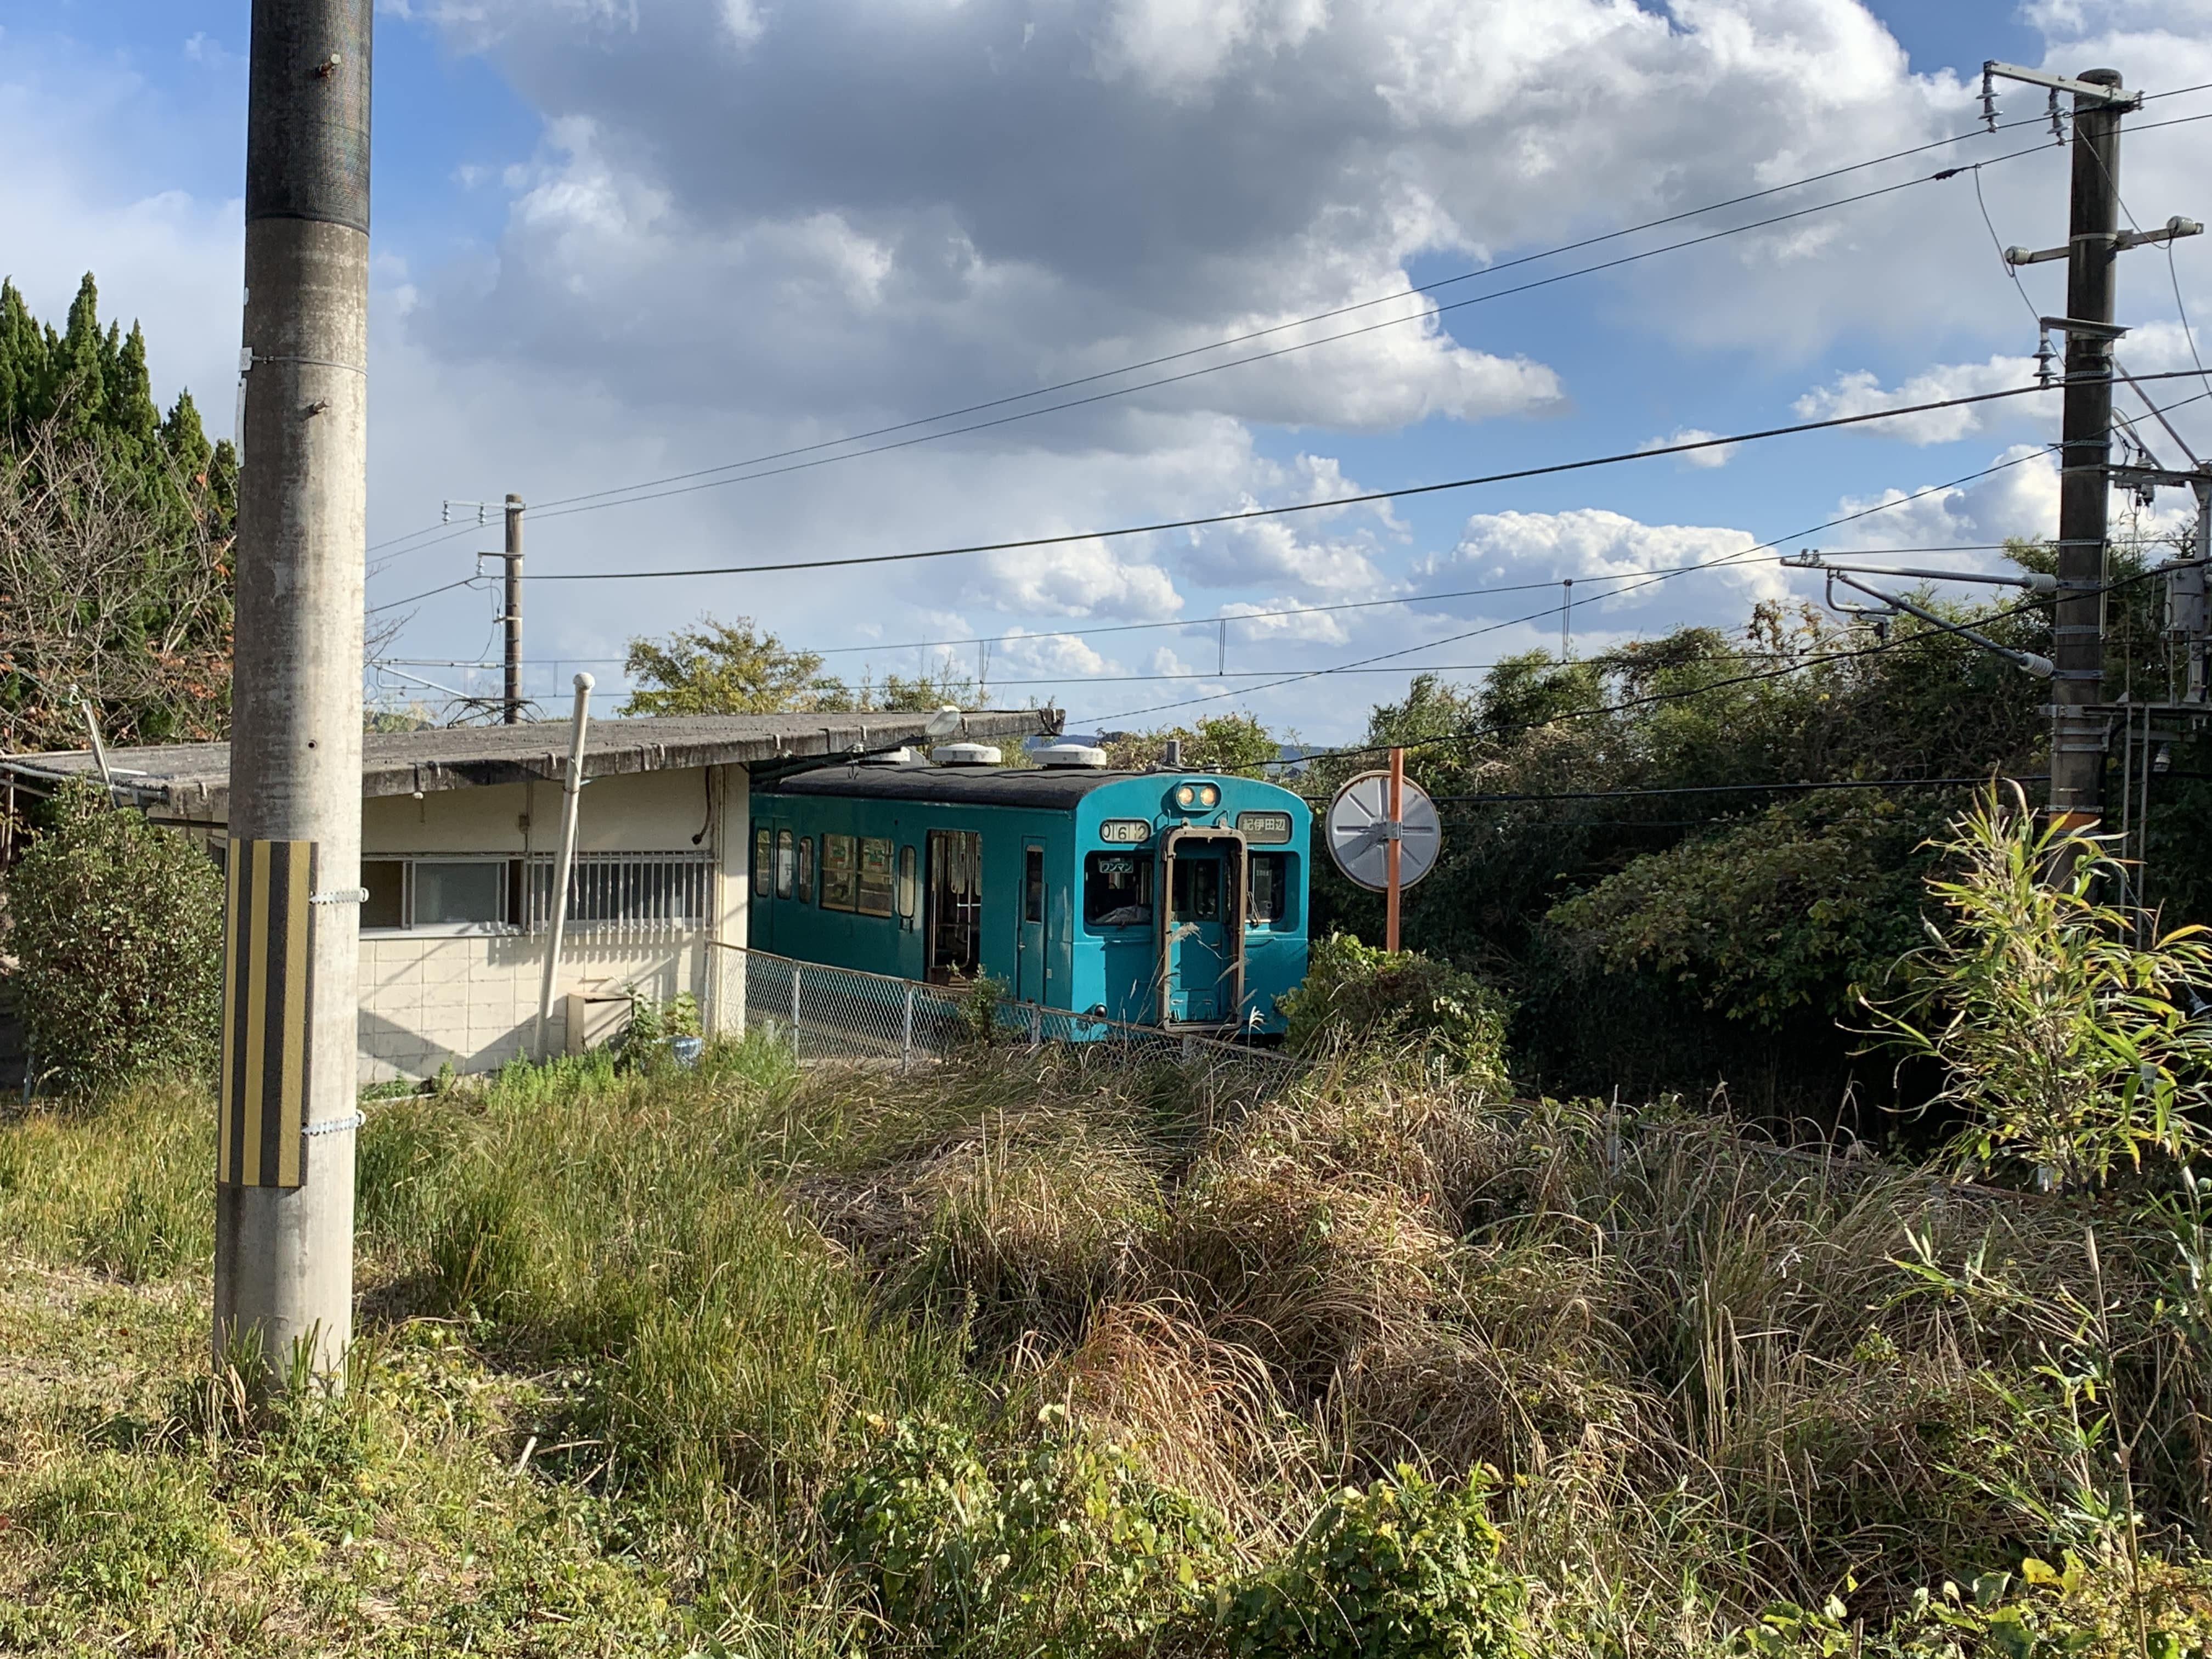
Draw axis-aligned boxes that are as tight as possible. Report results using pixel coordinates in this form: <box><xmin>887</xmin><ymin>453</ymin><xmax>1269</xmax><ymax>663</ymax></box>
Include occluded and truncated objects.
<box><xmin>779</xmin><ymin>1046</ymin><xmax>2204</xmax><ymax>1634</ymax></box>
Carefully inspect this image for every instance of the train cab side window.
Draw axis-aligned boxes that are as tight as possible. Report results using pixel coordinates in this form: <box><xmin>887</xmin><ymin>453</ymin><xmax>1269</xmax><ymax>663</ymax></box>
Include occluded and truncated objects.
<box><xmin>797</xmin><ymin>837</ymin><xmax>815</xmax><ymax>905</ymax></box>
<box><xmin>1084</xmin><ymin>854</ymin><xmax>1153</xmax><ymax>928</ymax></box>
<box><xmin>753</xmin><ymin>828</ymin><xmax>771</xmax><ymax>899</ymax></box>
<box><xmin>1248</xmin><ymin>853</ymin><xmax>1292</xmax><ymax>925</ymax></box>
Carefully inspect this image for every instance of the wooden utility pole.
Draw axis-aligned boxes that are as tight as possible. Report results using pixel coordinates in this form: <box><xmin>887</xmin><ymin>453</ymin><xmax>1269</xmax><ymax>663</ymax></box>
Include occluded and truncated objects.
<box><xmin>217</xmin><ymin>0</ymin><xmax>372</xmax><ymax>1384</ymax></box>
<box><xmin>2050</xmin><ymin>67</ymin><xmax>2126</xmax><ymax>831</ymax></box>
<box><xmin>1384</xmin><ymin>746</ymin><xmax>1404</xmax><ymax>952</ymax></box>
<box><xmin>503</xmin><ymin>494</ymin><xmax>524</xmax><ymax>724</ymax></box>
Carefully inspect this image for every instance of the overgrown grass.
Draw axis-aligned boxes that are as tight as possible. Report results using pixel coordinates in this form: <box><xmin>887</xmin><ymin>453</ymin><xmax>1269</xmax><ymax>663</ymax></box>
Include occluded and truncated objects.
<box><xmin>4</xmin><ymin>1037</ymin><xmax>2210</xmax><ymax>1654</ymax></box>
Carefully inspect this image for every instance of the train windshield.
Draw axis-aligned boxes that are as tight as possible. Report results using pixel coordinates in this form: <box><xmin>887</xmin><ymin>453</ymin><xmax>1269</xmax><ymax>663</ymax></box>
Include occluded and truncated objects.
<box><xmin>1084</xmin><ymin>853</ymin><xmax>1153</xmax><ymax>928</ymax></box>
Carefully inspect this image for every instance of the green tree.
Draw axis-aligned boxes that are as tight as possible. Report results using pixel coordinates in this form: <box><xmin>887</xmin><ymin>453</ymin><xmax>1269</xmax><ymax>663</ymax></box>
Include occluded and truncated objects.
<box><xmin>1304</xmin><ymin>590</ymin><xmax>2078</xmax><ymax>1115</ymax></box>
<box><xmin>7</xmin><ymin>780</ymin><xmax>224</xmax><ymax>1093</ymax></box>
<box><xmin>0</xmin><ymin>273</ymin><xmax>237</xmax><ymax>750</ymax></box>
<box><xmin>620</xmin><ymin>615</ymin><xmax>850</xmax><ymax>715</ymax></box>
<box><xmin>1101</xmin><ymin>713</ymin><xmax>1282</xmax><ymax>775</ymax></box>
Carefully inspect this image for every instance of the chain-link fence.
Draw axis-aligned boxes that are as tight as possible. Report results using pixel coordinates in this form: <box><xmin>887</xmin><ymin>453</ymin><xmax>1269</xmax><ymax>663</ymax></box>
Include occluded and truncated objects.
<box><xmin>721</xmin><ymin>943</ymin><xmax>1301</xmax><ymax>1093</ymax></box>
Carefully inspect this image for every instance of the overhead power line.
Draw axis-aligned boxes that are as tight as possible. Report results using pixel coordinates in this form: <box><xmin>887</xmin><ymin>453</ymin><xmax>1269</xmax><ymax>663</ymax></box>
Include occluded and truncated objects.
<box><xmin>1414</xmin><ymin>774</ymin><xmax>2051</xmax><ymax>806</ymax></box>
<box><xmin>521</xmin><ymin>146</ymin><xmax>2068</xmax><ymax>529</ymax></box>
<box><xmin>515</xmin><ymin>123</ymin><xmax>2051</xmax><ymax>517</ymax></box>
<box><xmin>1254</xmin><ymin>558</ymin><xmax>2181</xmax><ymax>777</ymax></box>
<box><xmin>1073</xmin><ymin>443</ymin><xmax>2063</xmax><ymax>726</ymax></box>
<box><xmin>368</xmin><ymin>98</ymin><xmax>2198</xmax><ymax>566</ymax></box>
<box><xmin>360</xmin><ymin>86</ymin><xmax>2212</xmax><ymax>576</ymax></box>
<box><xmin>1077</xmin><ymin>377</ymin><xmax>2212</xmax><ymax>731</ymax></box>
<box><xmin>512</xmin><ymin>371</ymin><xmax>2193</xmax><ymax>597</ymax></box>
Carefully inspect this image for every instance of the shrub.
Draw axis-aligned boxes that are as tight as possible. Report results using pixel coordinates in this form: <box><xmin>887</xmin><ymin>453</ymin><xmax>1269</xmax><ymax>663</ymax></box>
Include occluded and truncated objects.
<box><xmin>1865</xmin><ymin>787</ymin><xmax>2212</xmax><ymax>1191</ymax></box>
<box><xmin>6</xmin><ymin>780</ymin><xmax>223</xmax><ymax>1093</ymax></box>
<box><xmin>1212</xmin><ymin>1465</ymin><xmax>1532</xmax><ymax>1658</ymax></box>
<box><xmin>1280</xmin><ymin>933</ymin><xmax>1510</xmax><ymax>1087</ymax></box>
<box><xmin>825</xmin><ymin>1409</ymin><xmax>1230</xmax><ymax>1656</ymax></box>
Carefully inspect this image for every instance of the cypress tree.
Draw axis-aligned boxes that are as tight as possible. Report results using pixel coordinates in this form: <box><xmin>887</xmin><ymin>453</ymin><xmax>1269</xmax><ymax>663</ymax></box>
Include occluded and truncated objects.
<box><xmin>0</xmin><ymin>274</ymin><xmax>237</xmax><ymax>749</ymax></box>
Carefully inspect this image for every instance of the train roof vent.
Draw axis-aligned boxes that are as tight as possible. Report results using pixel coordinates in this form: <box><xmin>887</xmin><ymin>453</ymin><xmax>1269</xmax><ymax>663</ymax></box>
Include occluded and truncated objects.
<box><xmin>857</xmin><ymin>746</ymin><xmax>923</xmax><ymax>766</ymax></box>
<box><xmin>1036</xmin><ymin>742</ymin><xmax>1109</xmax><ymax>769</ymax></box>
<box><xmin>931</xmin><ymin>742</ymin><xmax>1002</xmax><ymax>767</ymax></box>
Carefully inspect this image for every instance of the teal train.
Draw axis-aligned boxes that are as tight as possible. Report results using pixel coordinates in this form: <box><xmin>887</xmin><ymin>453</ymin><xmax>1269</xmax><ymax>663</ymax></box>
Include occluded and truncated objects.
<box><xmin>750</xmin><ymin>748</ymin><xmax>1311</xmax><ymax>1034</ymax></box>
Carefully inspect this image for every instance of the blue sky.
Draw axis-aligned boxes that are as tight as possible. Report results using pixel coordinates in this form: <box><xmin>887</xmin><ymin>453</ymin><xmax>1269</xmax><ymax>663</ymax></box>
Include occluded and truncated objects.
<box><xmin>4</xmin><ymin>0</ymin><xmax>2210</xmax><ymax>740</ymax></box>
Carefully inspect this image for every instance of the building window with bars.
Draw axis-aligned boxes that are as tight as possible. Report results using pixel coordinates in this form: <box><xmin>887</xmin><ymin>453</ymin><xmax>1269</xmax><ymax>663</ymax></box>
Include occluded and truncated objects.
<box><xmin>363</xmin><ymin>852</ymin><xmax>713</xmax><ymax>939</ymax></box>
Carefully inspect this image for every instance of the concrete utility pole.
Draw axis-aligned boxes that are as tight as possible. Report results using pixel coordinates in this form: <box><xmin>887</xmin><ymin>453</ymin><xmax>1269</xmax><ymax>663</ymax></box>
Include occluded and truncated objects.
<box><xmin>503</xmin><ymin>494</ymin><xmax>524</xmax><ymax>724</ymax></box>
<box><xmin>2049</xmin><ymin>67</ymin><xmax>2125</xmax><ymax>832</ymax></box>
<box><xmin>217</xmin><ymin>0</ymin><xmax>373</xmax><ymax>1383</ymax></box>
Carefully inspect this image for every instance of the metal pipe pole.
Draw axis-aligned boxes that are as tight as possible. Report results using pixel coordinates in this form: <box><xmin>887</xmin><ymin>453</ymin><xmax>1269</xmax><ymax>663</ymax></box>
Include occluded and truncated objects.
<box><xmin>75</xmin><ymin>691</ymin><xmax>117</xmax><ymax>804</ymax></box>
<box><xmin>1385</xmin><ymin>746</ymin><xmax>1404</xmax><ymax>953</ymax></box>
<box><xmin>2051</xmin><ymin>67</ymin><xmax>2125</xmax><ymax>831</ymax></box>
<box><xmin>536</xmin><ymin>674</ymin><xmax>594</xmax><ymax>1060</ymax></box>
<box><xmin>216</xmin><ymin>0</ymin><xmax>373</xmax><ymax>1386</ymax></box>
<box><xmin>503</xmin><ymin>494</ymin><xmax>524</xmax><ymax>724</ymax></box>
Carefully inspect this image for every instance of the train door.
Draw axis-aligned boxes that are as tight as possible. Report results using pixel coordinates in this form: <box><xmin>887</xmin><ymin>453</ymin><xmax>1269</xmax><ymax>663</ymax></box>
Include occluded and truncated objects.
<box><xmin>926</xmin><ymin>829</ymin><xmax>982</xmax><ymax>984</ymax></box>
<box><xmin>750</xmin><ymin>817</ymin><xmax>797</xmax><ymax>951</ymax></box>
<box><xmin>1017</xmin><ymin>843</ymin><xmax>1047</xmax><ymax>1003</ymax></box>
<box><xmin>1166</xmin><ymin>842</ymin><xmax>1235</xmax><ymax>1023</ymax></box>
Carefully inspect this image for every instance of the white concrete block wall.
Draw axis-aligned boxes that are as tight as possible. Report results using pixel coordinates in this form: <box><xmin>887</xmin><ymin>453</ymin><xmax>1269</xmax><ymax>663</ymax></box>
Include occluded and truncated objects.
<box><xmin>357</xmin><ymin>934</ymin><xmax>709</xmax><ymax>1085</ymax></box>
<box><xmin>354</xmin><ymin>766</ymin><xmax>734</xmax><ymax>1085</ymax></box>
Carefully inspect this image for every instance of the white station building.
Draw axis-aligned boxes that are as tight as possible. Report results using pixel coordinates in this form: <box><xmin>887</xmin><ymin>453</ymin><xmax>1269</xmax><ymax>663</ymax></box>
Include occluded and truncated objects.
<box><xmin>2</xmin><ymin>709</ymin><xmax>1055</xmax><ymax>1083</ymax></box>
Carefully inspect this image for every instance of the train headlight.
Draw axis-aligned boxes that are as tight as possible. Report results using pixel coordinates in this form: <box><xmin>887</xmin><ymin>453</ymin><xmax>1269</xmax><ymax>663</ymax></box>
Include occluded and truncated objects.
<box><xmin>1171</xmin><ymin>781</ymin><xmax>1222</xmax><ymax>813</ymax></box>
<box><xmin>1196</xmin><ymin>784</ymin><xmax>1220</xmax><ymax>808</ymax></box>
<box><xmin>1176</xmin><ymin>785</ymin><xmax>1197</xmax><ymax>808</ymax></box>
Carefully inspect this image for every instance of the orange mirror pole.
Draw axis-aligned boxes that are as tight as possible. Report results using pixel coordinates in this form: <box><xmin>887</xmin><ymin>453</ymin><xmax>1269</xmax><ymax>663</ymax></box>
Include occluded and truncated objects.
<box><xmin>1385</xmin><ymin>746</ymin><xmax>1403</xmax><ymax>953</ymax></box>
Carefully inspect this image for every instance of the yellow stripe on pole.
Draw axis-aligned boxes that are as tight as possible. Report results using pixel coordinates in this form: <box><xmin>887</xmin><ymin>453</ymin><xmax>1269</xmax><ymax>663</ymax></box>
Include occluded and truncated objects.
<box><xmin>218</xmin><ymin>840</ymin><xmax>318</xmax><ymax>1190</ymax></box>
<box><xmin>241</xmin><ymin>847</ymin><xmax>273</xmax><ymax>1186</ymax></box>
<box><xmin>276</xmin><ymin>847</ymin><xmax>310</xmax><ymax>1188</ymax></box>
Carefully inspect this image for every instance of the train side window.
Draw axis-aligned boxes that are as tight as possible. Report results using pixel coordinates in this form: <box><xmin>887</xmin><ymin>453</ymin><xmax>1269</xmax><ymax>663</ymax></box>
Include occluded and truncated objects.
<box><xmin>821</xmin><ymin>833</ymin><xmax>857</xmax><ymax>911</ymax></box>
<box><xmin>1023</xmin><ymin>847</ymin><xmax>1045</xmax><ymax>924</ymax></box>
<box><xmin>797</xmin><ymin>837</ymin><xmax>815</xmax><ymax>905</ymax></box>
<box><xmin>896</xmin><ymin>845</ymin><xmax>918</xmax><ymax>928</ymax></box>
<box><xmin>1083</xmin><ymin>854</ymin><xmax>1152</xmax><ymax>928</ymax></box>
<box><xmin>774</xmin><ymin>830</ymin><xmax>795</xmax><ymax>901</ymax></box>
<box><xmin>1171</xmin><ymin>857</ymin><xmax>1220</xmax><ymax>921</ymax></box>
<box><xmin>752</xmin><ymin>827</ymin><xmax>771</xmax><ymax>899</ymax></box>
<box><xmin>858</xmin><ymin>837</ymin><xmax>895</xmax><ymax>917</ymax></box>
<box><xmin>1248</xmin><ymin>853</ymin><xmax>1292</xmax><ymax>925</ymax></box>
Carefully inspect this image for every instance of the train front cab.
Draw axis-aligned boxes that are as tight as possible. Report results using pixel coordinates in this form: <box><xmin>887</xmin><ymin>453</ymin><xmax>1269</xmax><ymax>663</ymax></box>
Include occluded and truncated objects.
<box><xmin>1073</xmin><ymin>776</ymin><xmax>1308</xmax><ymax>1036</ymax></box>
